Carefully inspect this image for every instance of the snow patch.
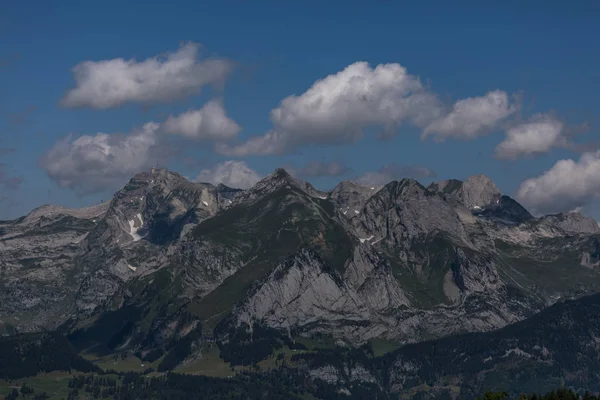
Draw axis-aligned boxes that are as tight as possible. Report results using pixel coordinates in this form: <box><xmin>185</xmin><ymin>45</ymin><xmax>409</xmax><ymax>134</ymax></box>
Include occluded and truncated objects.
<box><xmin>318</xmin><ymin>196</ymin><xmax>327</xmax><ymax>200</ymax></box>
<box><xmin>370</xmin><ymin>187</ymin><xmax>375</xmax><ymax>190</ymax></box>
<box><xmin>371</xmin><ymin>237</ymin><xmax>383</xmax><ymax>245</ymax></box>
<box><xmin>473</xmin><ymin>205</ymin><xmax>482</xmax><ymax>210</ymax></box>
<box><xmin>343</xmin><ymin>210</ymin><xmax>348</xmax><ymax>215</ymax></box>
<box><xmin>128</xmin><ymin>213</ymin><xmax>144</xmax><ymax>241</ymax></box>
<box><xmin>354</xmin><ymin>210</ymin><xmax>360</xmax><ymax>214</ymax></box>
<box><xmin>359</xmin><ymin>235</ymin><xmax>374</xmax><ymax>244</ymax></box>
<box><xmin>127</xmin><ymin>264</ymin><xmax>137</xmax><ymax>272</ymax></box>
<box><xmin>202</xmin><ymin>200</ymin><xmax>209</xmax><ymax>206</ymax></box>
<box><xmin>226</xmin><ymin>199</ymin><xmax>232</xmax><ymax>204</ymax></box>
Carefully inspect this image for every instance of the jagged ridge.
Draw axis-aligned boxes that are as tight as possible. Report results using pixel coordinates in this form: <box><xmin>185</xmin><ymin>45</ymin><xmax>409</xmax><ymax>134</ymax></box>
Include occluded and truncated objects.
<box><xmin>1</xmin><ymin>167</ymin><xmax>600</xmax><ymax>355</ymax></box>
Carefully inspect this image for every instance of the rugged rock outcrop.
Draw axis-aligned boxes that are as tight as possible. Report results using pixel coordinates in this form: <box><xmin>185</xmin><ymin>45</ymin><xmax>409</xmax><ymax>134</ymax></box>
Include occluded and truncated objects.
<box><xmin>330</xmin><ymin>180</ymin><xmax>381</xmax><ymax>217</ymax></box>
<box><xmin>2</xmin><ymin>168</ymin><xmax>600</xmax><ymax>352</ymax></box>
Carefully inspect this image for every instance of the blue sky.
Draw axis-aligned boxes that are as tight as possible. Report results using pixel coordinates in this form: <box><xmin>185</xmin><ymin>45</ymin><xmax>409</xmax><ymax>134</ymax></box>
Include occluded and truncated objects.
<box><xmin>1</xmin><ymin>0</ymin><xmax>600</xmax><ymax>219</ymax></box>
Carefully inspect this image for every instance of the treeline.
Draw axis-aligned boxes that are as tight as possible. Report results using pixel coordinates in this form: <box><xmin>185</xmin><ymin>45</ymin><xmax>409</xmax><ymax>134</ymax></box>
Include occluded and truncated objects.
<box><xmin>61</xmin><ymin>373</ymin><xmax>600</xmax><ymax>400</ymax></box>
<box><xmin>478</xmin><ymin>388</ymin><xmax>600</xmax><ymax>400</ymax></box>
<box><xmin>0</xmin><ymin>332</ymin><xmax>100</xmax><ymax>379</ymax></box>
<box><xmin>214</xmin><ymin>320</ymin><xmax>307</xmax><ymax>366</ymax></box>
<box><xmin>66</xmin><ymin>374</ymin><xmax>120</xmax><ymax>399</ymax></box>
<box><xmin>63</xmin><ymin>369</ymin><xmax>391</xmax><ymax>400</ymax></box>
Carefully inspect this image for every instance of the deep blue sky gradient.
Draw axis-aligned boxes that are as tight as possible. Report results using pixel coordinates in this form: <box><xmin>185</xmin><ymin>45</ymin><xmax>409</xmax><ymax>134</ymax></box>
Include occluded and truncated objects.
<box><xmin>1</xmin><ymin>0</ymin><xmax>599</xmax><ymax>218</ymax></box>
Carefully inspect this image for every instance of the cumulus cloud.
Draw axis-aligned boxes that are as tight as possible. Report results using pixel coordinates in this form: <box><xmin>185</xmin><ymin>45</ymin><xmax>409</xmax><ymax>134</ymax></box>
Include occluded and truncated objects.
<box><xmin>41</xmin><ymin>99</ymin><xmax>241</xmax><ymax>194</ymax></box>
<box><xmin>217</xmin><ymin>61</ymin><xmax>444</xmax><ymax>156</ymax></box>
<box><xmin>61</xmin><ymin>42</ymin><xmax>233</xmax><ymax>109</ymax></box>
<box><xmin>215</xmin><ymin>131</ymin><xmax>287</xmax><ymax>156</ymax></box>
<box><xmin>293</xmin><ymin>160</ymin><xmax>350</xmax><ymax>177</ymax></box>
<box><xmin>161</xmin><ymin>100</ymin><xmax>241</xmax><ymax>141</ymax></box>
<box><xmin>356</xmin><ymin>164</ymin><xmax>437</xmax><ymax>185</ymax></box>
<box><xmin>495</xmin><ymin>113</ymin><xmax>565</xmax><ymax>159</ymax></box>
<box><xmin>216</xmin><ymin>62</ymin><xmax>519</xmax><ymax>156</ymax></box>
<box><xmin>422</xmin><ymin>90</ymin><xmax>517</xmax><ymax>141</ymax></box>
<box><xmin>195</xmin><ymin>160</ymin><xmax>262</xmax><ymax>189</ymax></box>
<box><xmin>516</xmin><ymin>150</ymin><xmax>600</xmax><ymax>214</ymax></box>
<box><xmin>40</xmin><ymin>122</ymin><xmax>161</xmax><ymax>194</ymax></box>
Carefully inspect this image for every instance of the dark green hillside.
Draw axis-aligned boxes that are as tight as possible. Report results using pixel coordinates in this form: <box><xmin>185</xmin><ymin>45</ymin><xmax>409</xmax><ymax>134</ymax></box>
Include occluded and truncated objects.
<box><xmin>0</xmin><ymin>333</ymin><xmax>99</xmax><ymax>379</ymax></box>
<box><xmin>189</xmin><ymin>184</ymin><xmax>354</xmax><ymax>321</ymax></box>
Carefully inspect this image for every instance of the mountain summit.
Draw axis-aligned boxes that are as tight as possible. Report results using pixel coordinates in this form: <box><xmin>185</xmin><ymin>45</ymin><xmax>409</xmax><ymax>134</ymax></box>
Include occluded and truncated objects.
<box><xmin>428</xmin><ymin>174</ymin><xmax>502</xmax><ymax>210</ymax></box>
<box><xmin>1</xmin><ymin>167</ymin><xmax>600</xmax><ymax>360</ymax></box>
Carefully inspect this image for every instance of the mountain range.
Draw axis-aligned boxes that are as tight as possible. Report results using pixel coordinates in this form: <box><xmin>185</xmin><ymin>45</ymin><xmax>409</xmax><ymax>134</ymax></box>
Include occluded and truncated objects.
<box><xmin>1</xmin><ymin>167</ymin><xmax>600</xmax><ymax>397</ymax></box>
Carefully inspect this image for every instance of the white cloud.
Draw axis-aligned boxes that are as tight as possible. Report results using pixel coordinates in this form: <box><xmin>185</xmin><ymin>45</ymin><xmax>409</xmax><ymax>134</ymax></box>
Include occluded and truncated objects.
<box><xmin>356</xmin><ymin>164</ymin><xmax>437</xmax><ymax>185</ymax></box>
<box><xmin>40</xmin><ymin>122</ymin><xmax>161</xmax><ymax>194</ymax></box>
<box><xmin>495</xmin><ymin>113</ymin><xmax>565</xmax><ymax>159</ymax></box>
<box><xmin>161</xmin><ymin>100</ymin><xmax>241</xmax><ymax>141</ymax></box>
<box><xmin>422</xmin><ymin>90</ymin><xmax>517</xmax><ymax>141</ymax></box>
<box><xmin>217</xmin><ymin>61</ymin><xmax>444</xmax><ymax>156</ymax></box>
<box><xmin>216</xmin><ymin>62</ymin><xmax>519</xmax><ymax>156</ymax></box>
<box><xmin>516</xmin><ymin>150</ymin><xmax>600</xmax><ymax>214</ymax></box>
<box><xmin>195</xmin><ymin>161</ymin><xmax>262</xmax><ymax>189</ymax></box>
<box><xmin>61</xmin><ymin>42</ymin><xmax>232</xmax><ymax>109</ymax></box>
<box><xmin>215</xmin><ymin>131</ymin><xmax>288</xmax><ymax>156</ymax></box>
<box><xmin>41</xmin><ymin>100</ymin><xmax>242</xmax><ymax>194</ymax></box>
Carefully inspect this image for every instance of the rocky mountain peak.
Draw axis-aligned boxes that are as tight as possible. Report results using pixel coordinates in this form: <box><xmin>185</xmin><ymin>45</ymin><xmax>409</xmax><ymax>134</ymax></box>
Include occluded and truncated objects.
<box><xmin>215</xmin><ymin>183</ymin><xmax>234</xmax><ymax>192</ymax></box>
<box><xmin>6</xmin><ymin>166</ymin><xmax>600</xmax><ymax>357</ymax></box>
<box><xmin>21</xmin><ymin>202</ymin><xmax>109</xmax><ymax>225</ymax></box>
<box><xmin>251</xmin><ymin>168</ymin><xmax>295</xmax><ymax>190</ymax></box>
<box><xmin>428</xmin><ymin>178</ymin><xmax>463</xmax><ymax>194</ymax></box>
<box><xmin>330</xmin><ymin>180</ymin><xmax>381</xmax><ymax>216</ymax></box>
<box><xmin>86</xmin><ymin>167</ymin><xmax>228</xmax><ymax>249</ymax></box>
<box><xmin>271</xmin><ymin>167</ymin><xmax>293</xmax><ymax>180</ymax></box>
<box><xmin>462</xmin><ymin>174</ymin><xmax>501</xmax><ymax>208</ymax></box>
<box><xmin>538</xmin><ymin>211</ymin><xmax>600</xmax><ymax>235</ymax></box>
<box><xmin>232</xmin><ymin>167</ymin><xmax>326</xmax><ymax>205</ymax></box>
<box><xmin>383</xmin><ymin>178</ymin><xmax>430</xmax><ymax>199</ymax></box>
<box><xmin>428</xmin><ymin>174</ymin><xmax>501</xmax><ymax>210</ymax></box>
<box><xmin>476</xmin><ymin>195</ymin><xmax>534</xmax><ymax>224</ymax></box>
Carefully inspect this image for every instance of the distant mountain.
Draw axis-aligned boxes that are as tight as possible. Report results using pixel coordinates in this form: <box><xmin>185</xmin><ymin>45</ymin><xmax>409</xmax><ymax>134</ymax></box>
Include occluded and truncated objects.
<box><xmin>1</xmin><ymin>167</ymin><xmax>600</xmax><ymax>387</ymax></box>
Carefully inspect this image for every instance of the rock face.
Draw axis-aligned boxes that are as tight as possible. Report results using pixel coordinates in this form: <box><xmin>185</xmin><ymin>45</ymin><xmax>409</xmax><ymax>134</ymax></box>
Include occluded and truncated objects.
<box><xmin>2</xmin><ymin>168</ymin><xmax>600</xmax><ymax>353</ymax></box>
<box><xmin>291</xmin><ymin>291</ymin><xmax>600</xmax><ymax>399</ymax></box>
<box><xmin>537</xmin><ymin>212</ymin><xmax>600</xmax><ymax>235</ymax></box>
<box><xmin>0</xmin><ymin>202</ymin><xmax>108</xmax><ymax>332</ymax></box>
<box><xmin>476</xmin><ymin>195</ymin><xmax>534</xmax><ymax>224</ymax></box>
<box><xmin>330</xmin><ymin>180</ymin><xmax>381</xmax><ymax>217</ymax></box>
<box><xmin>236</xmin><ymin>247</ymin><xmax>409</xmax><ymax>342</ymax></box>
<box><xmin>0</xmin><ymin>168</ymin><xmax>241</xmax><ymax>331</ymax></box>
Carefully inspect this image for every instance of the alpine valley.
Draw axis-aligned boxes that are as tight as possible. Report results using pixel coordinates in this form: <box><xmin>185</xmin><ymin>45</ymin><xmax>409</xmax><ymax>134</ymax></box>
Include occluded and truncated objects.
<box><xmin>2</xmin><ymin>167</ymin><xmax>600</xmax><ymax>399</ymax></box>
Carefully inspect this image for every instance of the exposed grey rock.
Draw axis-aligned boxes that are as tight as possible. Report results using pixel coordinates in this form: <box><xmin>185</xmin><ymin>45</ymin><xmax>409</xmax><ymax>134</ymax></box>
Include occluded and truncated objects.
<box><xmin>2</xmin><ymin>166</ymin><xmax>600</xmax><ymax>352</ymax></box>
<box><xmin>236</xmin><ymin>248</ymin><xmax>409</xmax><ymax>341</ymax></box>
<box><xmin>538</xmin><ymin>212</ymin><xmax>600</xmax><ymax>235</ymax></box>
<box><xmin>232</xmin><ymin>168</ymin><xmax>326</xmax><ymax>206</ymax></box>
<box><xmin>429</xmin><ymin>175</ymin><xmax>501</xmax><ymax>210</ymax></box>
<box><xmin>352</xmin><ymin>179</ymin><xmax>469</xmax><ymax>246</ymax></box>
<box><xmin>330</xmin><ymin>180</ymin><xmax>381</xmax><ymax>217</ymax></box>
